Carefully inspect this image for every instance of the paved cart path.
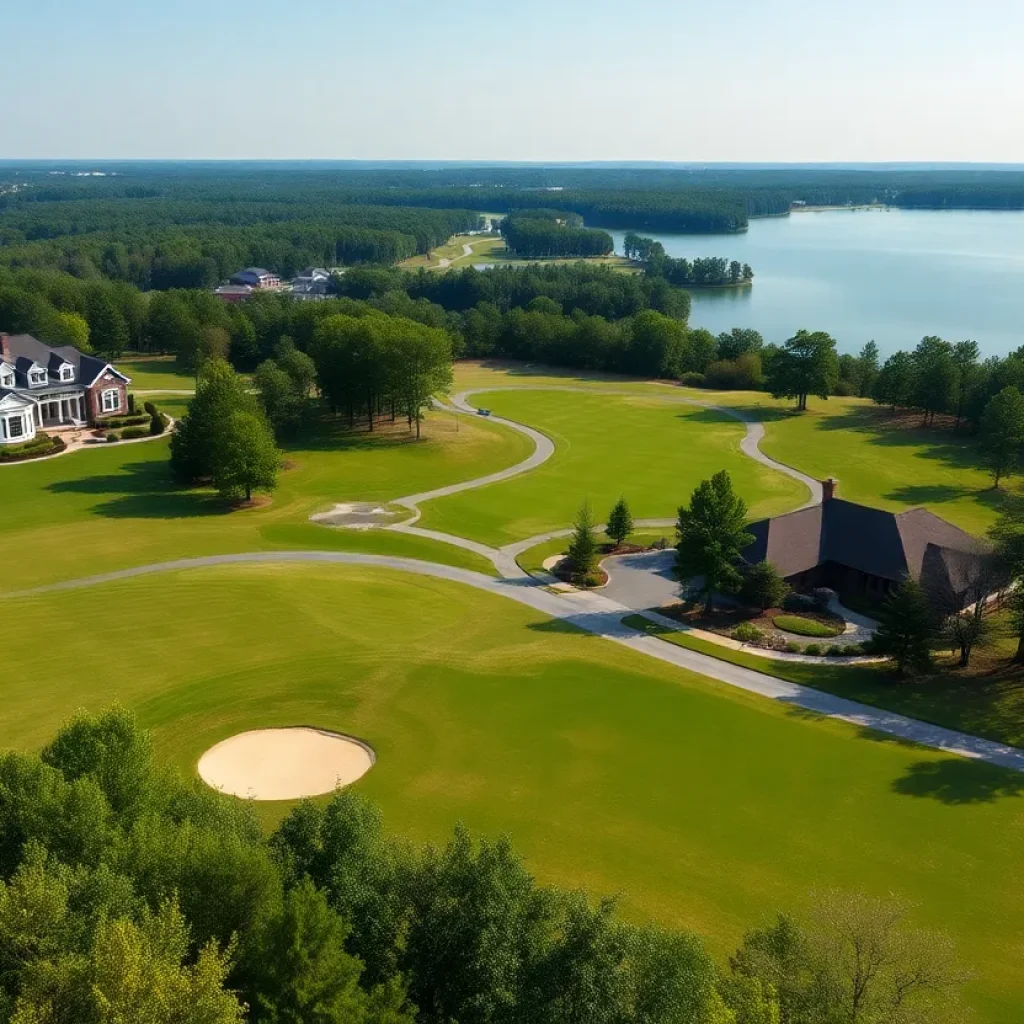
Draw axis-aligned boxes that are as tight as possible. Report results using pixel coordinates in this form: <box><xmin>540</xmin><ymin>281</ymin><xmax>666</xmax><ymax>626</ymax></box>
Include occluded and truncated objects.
<box><xmin>12</xmin><ymin>550</ymin><xmax>1024</xmax><ymax>774</ymax></box>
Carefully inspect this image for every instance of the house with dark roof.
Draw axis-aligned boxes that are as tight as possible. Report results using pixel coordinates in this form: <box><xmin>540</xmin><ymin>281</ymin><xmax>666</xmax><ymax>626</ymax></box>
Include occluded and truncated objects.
<box><xmin>229</xmin><ymin>267</ymin><xmax>281</xmax><ymax>289</ymax></box>
<box><xmin>742</xmin><ymin>479</ymin><xmax>990</xmax><ymax>603</ymax></box>
<box><xmin>0</xmin><ymin>333</ymin><xmax>131</xmax><ymax>445</ymax></box>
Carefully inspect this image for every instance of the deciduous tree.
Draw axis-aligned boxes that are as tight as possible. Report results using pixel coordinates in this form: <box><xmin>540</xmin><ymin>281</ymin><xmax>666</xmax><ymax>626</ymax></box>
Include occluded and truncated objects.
<box><xmin>213</xmin><ymin>409</ymin><xmax>279</xmax><ymax>503</ymax></box>
<box><xmin>765</xmin><ymin>330</ymin><xmax>839</xmax><ymax>411</ymax></box>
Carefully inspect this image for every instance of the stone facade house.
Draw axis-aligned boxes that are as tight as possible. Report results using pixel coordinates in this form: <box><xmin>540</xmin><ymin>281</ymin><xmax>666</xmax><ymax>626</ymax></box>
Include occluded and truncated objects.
<box><xmin>0</xmin><ymin>333</ymin><xmax>131</xmax><ymax>445</ymax></box>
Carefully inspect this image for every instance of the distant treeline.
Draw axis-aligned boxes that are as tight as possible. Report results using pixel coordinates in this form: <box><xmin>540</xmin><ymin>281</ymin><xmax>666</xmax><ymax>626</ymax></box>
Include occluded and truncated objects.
<box><xmin>0</xmin><ymin>197</ymin><xmax>479</xmax><ymax>288</ymax></box>
<box><xmin>500</xmin><ymin>210</ymin><xmax>613</xmax><ymax>259</ymax></box>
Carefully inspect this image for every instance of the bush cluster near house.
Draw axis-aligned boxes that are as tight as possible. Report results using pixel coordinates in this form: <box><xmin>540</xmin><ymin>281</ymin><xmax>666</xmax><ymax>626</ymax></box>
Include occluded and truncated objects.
<box><xmin>0</xmin><ymin>707</ymin><xmax>971</xmax><ymax>1024</ymax></box>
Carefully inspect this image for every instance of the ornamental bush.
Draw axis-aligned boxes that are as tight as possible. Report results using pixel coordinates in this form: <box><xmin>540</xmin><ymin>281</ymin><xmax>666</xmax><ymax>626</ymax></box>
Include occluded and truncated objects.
<box><xmin>732</xmin><ymin>622</ymin><xmax>763</xmax><ymax>643</ymax></box>
<box><xmin>804</xmin><ymin>643</ymin><xmax>823</xmax><ymax>656</ymax></box>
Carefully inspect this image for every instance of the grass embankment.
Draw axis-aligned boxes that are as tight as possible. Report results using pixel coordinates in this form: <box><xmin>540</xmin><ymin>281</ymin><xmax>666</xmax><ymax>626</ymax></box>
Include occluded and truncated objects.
<box><xmin>623</xmin><ymin>614</ymin><xmax>1024</xmax><ymax>748</ymax></box>
<box><xmin>3</xmin><ymin>565</ymin><xmax>1022</xmax><ymax>1022</ymax></box>
<box><xmin>399</xmin><ymin>236</ymin><xmax>639</xmax><ymax>273</ymax></box>
<box><xmin>419</xmin><ymin>389</ymin><xmax>808</xmax><ymax>547</ymax></box>
<box><xmin>0</xmin><ymin>403</ymin><xmax>530</xmax><ymax>591</ymax></box>
<box><xmin>702</xmin><ymin>391</ymin><xmax>1017</xmax><ymax>537</ymax></box>
<box><xmin>120</xmin><ymin>355</ymin><xmax>198</xmax><ymax>392</ymax></box>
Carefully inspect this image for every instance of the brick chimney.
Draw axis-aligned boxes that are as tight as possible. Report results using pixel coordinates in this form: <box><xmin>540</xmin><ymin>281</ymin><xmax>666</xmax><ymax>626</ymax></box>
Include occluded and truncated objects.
<box><xmin>822</xmin><ymin>477</ymin><xmax>838</xmax><ymax>502</ymax></box>
<box><xmin>0</xmin><ymin>333</ymin><xmax>9</xmax><ymax>361</ymax></box>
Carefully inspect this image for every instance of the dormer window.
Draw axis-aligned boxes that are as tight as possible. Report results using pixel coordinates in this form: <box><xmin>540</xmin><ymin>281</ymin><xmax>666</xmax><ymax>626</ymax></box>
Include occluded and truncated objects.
<box><xmin>29</xmin><ymin>368</ymin><xmax>46</xmax><ymax>387</ymax></box>
<box><xmin>0</xmin><ymin>369</ymin><xmax>12</xmax><ymax>389</ymax></box>
<box><xmin>59</xmin><ymin>365</ymin><xmax>74</xmax><ymax>382</ymax></box>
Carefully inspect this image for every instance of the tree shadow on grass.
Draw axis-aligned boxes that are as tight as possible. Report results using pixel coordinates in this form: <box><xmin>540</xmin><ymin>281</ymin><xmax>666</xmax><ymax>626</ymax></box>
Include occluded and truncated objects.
<box><xmin>46</xmin><ymin>461</ymin><xmax>230</xmax><ymax>519</ymax></box>
<box><xmin>882</xmin><ymin>483</ymin><xmax>1007</xmax><ymax>512</ymax></box>
<box><xmin>891</xmin><ymin>758</ymin><xmax>1024</xmax><ymax>804</ymax></box>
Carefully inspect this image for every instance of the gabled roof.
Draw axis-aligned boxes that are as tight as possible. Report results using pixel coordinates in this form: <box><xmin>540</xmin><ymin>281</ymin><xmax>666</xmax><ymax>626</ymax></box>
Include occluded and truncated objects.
<box><xmin>0</xmin><ymin>334</ymin><xmax>127</xmax><ymax>388</ymax></box>
<box><xmin>743</xmin><ymin>497</ymin><xmax>985</xmax><ymax>584</ymax></box>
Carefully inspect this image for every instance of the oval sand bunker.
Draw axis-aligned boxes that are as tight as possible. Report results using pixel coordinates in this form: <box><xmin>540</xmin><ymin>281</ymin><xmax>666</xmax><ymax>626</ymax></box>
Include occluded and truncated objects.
<box><xmin>198</xmin><ymin>727</ymin><xmax>374</xmax><ymax>800</ymax></box>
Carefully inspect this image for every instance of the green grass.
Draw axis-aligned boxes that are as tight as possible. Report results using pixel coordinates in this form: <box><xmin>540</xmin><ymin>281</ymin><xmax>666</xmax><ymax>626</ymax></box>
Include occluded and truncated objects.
<box><xmin>3</xmin><ymin>564</ymin><xmax>1022</xmax><ymax>1022</ymax></box>
<box><xmin>623</xmin><ymin>615</ymin><xmax>1024</xmax><ymax>748</ymax></box>
<box><xmin>515</xmin><ymin>530</ymin><xmax>672</xmax><ymax>577</ymax></box>
<box><xmin>0</xmin><ymin>408</ymin><xmax>527</xmax><ymax>591</ymax></box>
<box><xmin>772</xmin><ymin>614</ymin><xmax>843</xmax><ymax>638</ymax></box>
<box><xmin>120</xmin><ymin>355</ymin><xmax>197</xmax><ymax>392</ymax></box>
<box><xmin>703</xmin><ymin>392</ymin><xmax>1016</xmax><ymax>537</ymax></box>
<box><xmin>418</xmin><ymin>389</ymin><xmax>808</xmax><ymax>546</ymax></box>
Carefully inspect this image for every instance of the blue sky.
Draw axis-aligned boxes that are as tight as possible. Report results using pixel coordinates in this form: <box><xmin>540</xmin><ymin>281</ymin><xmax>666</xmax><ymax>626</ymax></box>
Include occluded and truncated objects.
<box><xmin>2</xmin><ymin>0</ymin><xmax>1021</xmax><ymax>160</ymax></box>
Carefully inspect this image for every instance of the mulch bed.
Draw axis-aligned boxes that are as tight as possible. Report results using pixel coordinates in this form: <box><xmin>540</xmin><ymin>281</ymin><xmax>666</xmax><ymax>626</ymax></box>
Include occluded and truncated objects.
<box><xmin>656</xmin><ymin>603</ymin><xmax>845</xmax><ymax>638</ymax></box>
<box><xmin>550</xmin><ymin>558</ymin><xmax>609</xmax><ymax>589</ymax></box>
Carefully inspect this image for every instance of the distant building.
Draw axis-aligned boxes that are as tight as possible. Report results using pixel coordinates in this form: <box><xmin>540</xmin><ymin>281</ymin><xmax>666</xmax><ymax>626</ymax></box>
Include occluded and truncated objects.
<box><xmin>229</xmin><ymin>267</ymin><xmax>281</xmax><ymax>289</ymax></box>
<box><xmin>290</xmin><ymin>267</ymin><xmax>332</xmax><ymax>300</ymax></box>
<box><xmin>214</xmin><ymin>284</ymin><xmax>254</xmax><ymax>303</ymax></box>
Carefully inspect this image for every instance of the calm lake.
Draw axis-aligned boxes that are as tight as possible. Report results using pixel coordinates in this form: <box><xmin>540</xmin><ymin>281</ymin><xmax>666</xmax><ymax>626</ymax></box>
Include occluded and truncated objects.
<box><xmin>608</xmin><ymin>209</ymin><xmax>1024</xmax><ymax>357</ymax></box>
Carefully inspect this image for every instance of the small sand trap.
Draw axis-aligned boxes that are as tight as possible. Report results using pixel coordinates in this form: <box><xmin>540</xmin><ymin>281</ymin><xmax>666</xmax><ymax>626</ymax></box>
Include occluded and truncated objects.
<box><xmin>198</xmin><ymin>727</ymin><xmax>374</xmax><ymax>800</ymax></box>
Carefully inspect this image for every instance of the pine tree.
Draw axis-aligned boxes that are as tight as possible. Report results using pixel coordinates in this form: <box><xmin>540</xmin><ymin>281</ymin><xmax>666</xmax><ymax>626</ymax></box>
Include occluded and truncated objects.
<box><xmin>739</xmin><ymin>561</ymin><xmax>789</xmax><ymax>611</ymax></box>
<box><xmin>565</xmin><ymin>501</ymin><xmax>598</xmax><ymax>583</ymax></box>
<box><xmin>979</xmin><ymin>386</ymin><xmax>1024</xmax><ymax>487</ymax></box>
<box><xmin>676</xmin><ymin>471</ymin><xmax>754</xmax><ymax>613</ymax></box>
<box><xmin>872</xmin><ymin>579</ymin><xmax>936</xmax><ymax>676</ymax></box>
<box><xmin>606</xmin><ymin>497</ymin><xmax>634</xmax><ymax>548</ymax></box>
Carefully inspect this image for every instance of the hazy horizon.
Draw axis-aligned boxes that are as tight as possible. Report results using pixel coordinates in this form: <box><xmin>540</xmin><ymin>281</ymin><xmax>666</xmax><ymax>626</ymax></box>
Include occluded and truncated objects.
<box><xmin>3</xmin><ymin>0</ymin><xmax>1021</xmax><ymax>163</ymax></box>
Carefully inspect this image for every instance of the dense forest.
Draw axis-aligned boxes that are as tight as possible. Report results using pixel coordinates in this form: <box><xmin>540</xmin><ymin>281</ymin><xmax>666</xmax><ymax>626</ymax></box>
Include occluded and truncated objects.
<box><xmin>4</xmin><ymin>165</ymin><xmax>1024</xmax><ymax>290</ymax></box>
<box><xmin>500</xmin><ymin>210</ymin><xmax>613</xmax><ymax>258</ymax></box>
<box><xmin>624</xmin><ymin>233</ymin><xmax>753</xmax><ymax>287</ymax></box>
<box><xmin>0</xmin><ymin>708</ymin><xmax>969</xmax><ymax>1024</ymax></box>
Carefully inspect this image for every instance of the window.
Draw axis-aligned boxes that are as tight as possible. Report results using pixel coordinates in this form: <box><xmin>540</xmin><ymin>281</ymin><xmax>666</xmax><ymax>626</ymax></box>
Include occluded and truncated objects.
<box><xmin>0</xmin><ymin>372</ymin><xmax>12</xmax><ymax>389</ymax></box>
<box><xmin>101</xmin><ymin>388</ymin><xmax>120</xmax><ymax>413</ymax></box>
<box><xmin>60</xmin><ymin>365</ymin><xmax>74</xmax><ymax>381</ymax></box>
<box><xmin>8</xmin><ymin>415</ymin><xmax>24</xmax><ymax>438</ymax></box>
<box><xmin>29</xmin><ymin>369</ymin><xmax>46</xmax><ymax>386</ymax></box>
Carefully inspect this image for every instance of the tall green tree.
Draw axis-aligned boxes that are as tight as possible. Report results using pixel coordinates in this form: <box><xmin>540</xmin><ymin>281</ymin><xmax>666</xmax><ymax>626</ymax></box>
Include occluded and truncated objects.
<box><xmin>855</xmin><ymin>340</ymin><xmax>879</xmax><ymax>397</ymax></box>
<box><xmin>988</xmin><ymin>499</ymin><xmax>1024</xmax><ymax>662</ymax></box>
<box><xmin>951</xmin><ymin>339</ymin><xmax>980</xmax><ymax>431</ymax></box>
<box><xmin>213</xmin><ymin>410</ymin><xmax>279</xmax><ymax>503</ymax></box>
<box><xmin>978</xmin><ymin>386</ymin><xmax>1024</xmax><ymax>486</ymax></box>
<box><xmin>912</xmin><ymin>336</ymin><xmax>956</xmax><ymax>425</ymax></box>
<box><xmin>605</xmin><ymin>497</ymin><xmax>633</xmax><ymax>547</ymax></box>
<box><xmin>169</xmin><ymin>359</ymin><xmax>254</xmax><ymax>483</ymax></box>
<box><xmin>872</xmin><ymin>350</ymin><xmax>917</xmax><ymax>412</ymax></box>
<box><xmin>255</xmin><ymin>359</ymin><xmax>304</xmax><ymax>437</ymax></box>
<box><xmin>46</xmin><ymin>311</ymin><xmax>92</xmax><ymax>352</ymax></box>
<box><xmin>676</xmin><ymin>471</ymin><xmax>754</xmax><ymax>612</ymax></box>
<box><xmin>765</xmin><ymin>330</ymin><xmax>839</xmax><ymax>411</ymax></box>
<box><xmin>388</xmin><ymin>322</ymin><xmax>453</xmax><ymax>439</ymax></box>
<box><xmin>872</xmin><ymin>579</ymin><xmax>936</xmax><ymax>675</ymax></box>
<box><xmin>84</xmin><ymin>288</ymin><xmax>129</xmax><ymax>359</ymax></box>
<box><xmin>565</xmin><ymin>501</ymin><xmax>599</xmax><ymax>582</ymax></box>
<box><xmin>739</xmin><ymin>561</ymin><xmax>789</xmax><ymax>612</ymax></box>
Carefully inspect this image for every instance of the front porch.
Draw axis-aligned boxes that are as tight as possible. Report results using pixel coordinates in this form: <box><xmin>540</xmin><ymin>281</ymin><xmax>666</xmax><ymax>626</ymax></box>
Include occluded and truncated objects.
<box><xmin>35</xmin><ymin>393</ymin><xmax>88</xmax><ymax>430</ymax></box>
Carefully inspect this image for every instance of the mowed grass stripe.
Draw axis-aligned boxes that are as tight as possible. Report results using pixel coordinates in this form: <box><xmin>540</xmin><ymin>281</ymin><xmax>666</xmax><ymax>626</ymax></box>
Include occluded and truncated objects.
<box><xmin>418</xmin><ymin>389</ymin><xmax>808</xmax><ymax>546</ymax></box>
<box><xmin>3</xmin><ymin>564</ymin><xmax>1022</xmax><ymax>1022</ymax></box>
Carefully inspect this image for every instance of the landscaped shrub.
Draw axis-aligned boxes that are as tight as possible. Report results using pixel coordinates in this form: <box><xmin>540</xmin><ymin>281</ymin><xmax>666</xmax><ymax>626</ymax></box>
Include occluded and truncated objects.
<box><xmin>845</xmin><ymin>643</ymin><xmax>863</xmax><ymax>656</ymax></box>
<box><xmin>732</xmin><ymin>622</ymin><xmax>764</xmax><ymax>642</ymax></box>
<box><xmin>811</xmin><ymin>587</ymin><xmax>834</xmax><ymax>610</ymax></box>
<box><xmin>149</xmin><ymin>413</ymin><xmax>165</xmax><ymax>435</ymax></box>
<box><xmin>127</xmin><ymin>392</ymin><xmax>136</xmax><ymax>413</ymax></box>
<box><xmin>143</xmin><ymin>400</ymin><xmax>158</xmax><ymax>417</ymax></box>
<box><xmin>772</xmin><ymin>614</ymin><xmax>843</xmax><ymax>638</ymax></box>
<box><xmin>0</xmin><ymin>434</ymin><xmax>65</xmax><ymax>462</ymax></box>
<box><xmin>826</xmin><ymin>645</ymin><xmax>846</xmax><ymax>657</ymax></box>
<box><xmin>679</xmin><ymin>371</ymin><xmax>706</xmax><ymax>388</ymax></box>
<box><xmin>804</xmin><ymin>644</ymin><xmax>823</xmax><ymax>656</ymax></box>
<box><xmin>120</xmin><ymin>426</ymin><xmax>149</xmax><ymax>439</ymax></box>
<box><xmin>105</xmin><ymin>431</ymin><xmax>120</xmax><ymax>443</ymax></box>
<box><xmin>99</xmin><ymin>413</ymin><xmax>150</xmax><ymax>428</ymax></box>
<box><xmin>783</xmin><ymin>592</ymin><xmax>817</xmax><ymax>612</ymax></box>
<box><xmin>785</xmin><ymin>641</ymin><xmax>801</xmax><ymax>653</ymax></box>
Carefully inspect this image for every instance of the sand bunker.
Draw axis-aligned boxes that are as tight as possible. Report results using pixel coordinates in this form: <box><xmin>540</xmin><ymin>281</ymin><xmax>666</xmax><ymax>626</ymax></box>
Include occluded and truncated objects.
<box><xmin>197</xmin><ymin>727</ymin><xmax>374</xmax><ymax>800</ymax></box>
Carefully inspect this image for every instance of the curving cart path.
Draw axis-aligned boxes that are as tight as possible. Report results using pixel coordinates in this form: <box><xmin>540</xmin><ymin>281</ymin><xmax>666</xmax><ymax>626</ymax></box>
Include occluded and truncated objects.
<box><xmin>374</xmin><ymin>386</ymin><xmax>820</xmax><ymax>577</ymax></box>
<box><xmin>12</xmin><ymin>550</ymin><xmax>1024</xmax><ymax>774</ymax></box>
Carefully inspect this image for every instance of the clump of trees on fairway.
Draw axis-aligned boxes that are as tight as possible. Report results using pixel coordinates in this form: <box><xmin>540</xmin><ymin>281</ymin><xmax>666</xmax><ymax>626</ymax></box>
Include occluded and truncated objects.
<box><xmin>310</xmin><ymin>309</ymin><xmax>453</xmax><ymax>436</ymax></box>
<box><xmin>501</xmin><ymin>210</ymin><xmax>613</xmax><ymax>259</ymax></box>
<box><xmin>675</xmin><ymin>471</ymin><xmax>754</xmax><ymax>612</ymax></box>
<box><xmin>0</xmin><ymin>707</ymin><xmax>969</xmax><ymax>1024</ymax></box>
<box><xmin>170</xmin><ymin>359</ymin><xmax>280</xmax><ymax>503</ymax></box>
